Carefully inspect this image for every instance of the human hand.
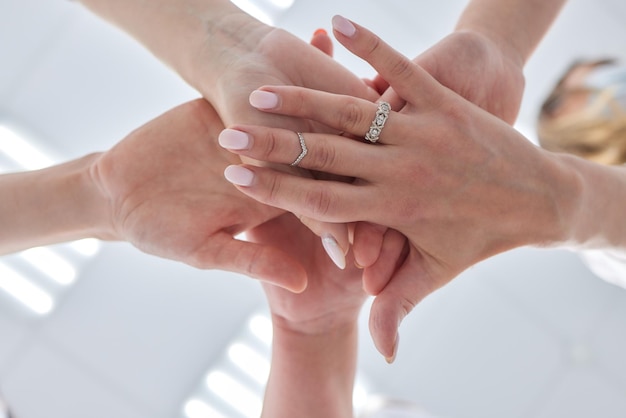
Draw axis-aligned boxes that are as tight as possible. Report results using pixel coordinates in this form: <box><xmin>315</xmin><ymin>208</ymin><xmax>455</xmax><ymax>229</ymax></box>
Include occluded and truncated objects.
<box><xmin>202</xmin><ymin>14</ymin><xmax>380</xmax><ymax>265</ymax></box>
<box><xmin>368</xmin><ymin>30</ymin><xmax>525</xmax><ymax>125</ymax></box>
<box><xmin>247</xmin><ymin>213</ymin><xmax>366</xmax><ymax>335</ymax></box>
<box><xmin>91</xmin><ymin>99</ymin><xmax>306</xmax><ymax>292</ymax></box>
<box><xmin>218</xmin><ymin>18</ymin><xmax>573</xmax><ymax>358</ymax></box>
<box><xmin>312</xmin><ymin>19</ymin><xmax>528</xmax><ymax>270</ymax></box>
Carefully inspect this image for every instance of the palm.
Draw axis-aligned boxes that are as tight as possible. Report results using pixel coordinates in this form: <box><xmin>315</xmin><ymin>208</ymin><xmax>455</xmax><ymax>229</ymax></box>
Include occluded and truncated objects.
<box><xmin>94</xmin><ymin>100</ymin><xmax>303</xmax><ymax>287</ymax></box>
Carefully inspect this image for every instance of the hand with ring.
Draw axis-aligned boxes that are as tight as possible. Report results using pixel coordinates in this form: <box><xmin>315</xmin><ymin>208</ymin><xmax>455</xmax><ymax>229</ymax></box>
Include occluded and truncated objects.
<box><xmin>219</xmin><ymin>17</ymin><xmax>581</xmax><ymax>359</ymax></box>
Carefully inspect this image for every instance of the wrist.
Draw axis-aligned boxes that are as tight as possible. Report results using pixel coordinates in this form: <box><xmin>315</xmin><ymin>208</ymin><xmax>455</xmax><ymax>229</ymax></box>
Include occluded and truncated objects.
<box><xmin>184</xmin><ymin>9</ymin><xmax>273</xmax><ymax>101</ymax></box>
<box><xmin>0</xmin><ymin>153</ymin><xmax>115</xmax><ymax>254</ymax></box>
<box><xmin>547</xmin><ymin>153</ymin><xmax>626</xmax><ymax>251</ymax></box>
<box><xmin>452</xmin><ymin>28</ymin><xmax>525</xmax><ymax>74</ymax></box>
<box><xmin>264</xmin><ymin>316</ymin><xmax>357</xmax><ymax>418</ymax></box>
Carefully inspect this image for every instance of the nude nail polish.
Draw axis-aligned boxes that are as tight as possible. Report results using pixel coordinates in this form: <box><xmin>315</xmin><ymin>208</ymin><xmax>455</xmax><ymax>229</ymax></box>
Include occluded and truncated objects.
<box><xmin>385</xmin><ymin>333</ymin><xmax>399</xmax><ymax>364</ymax></box>
<box><xmin>322</xmin><ymin>235</ymin><xmax>346</xmax><ymax>270</ymax></box>
<box><xmin>249</xmin><ymin>90</ymin><xmax>279</xmax><ymax>109</ymax></box>
<box><xmin>224</xmin><ymin>165</ymin><xmax>255</xmax><ymax>186</ymax></box>
<box><xmin>332</xmin><ymin>15</ymin><xmax>356</xmax><ymax>38</ymax></box>
<box><xmin>218</xmin><ymin>129</ymin><xmax>250</xmax><ymax>150</ymax></box>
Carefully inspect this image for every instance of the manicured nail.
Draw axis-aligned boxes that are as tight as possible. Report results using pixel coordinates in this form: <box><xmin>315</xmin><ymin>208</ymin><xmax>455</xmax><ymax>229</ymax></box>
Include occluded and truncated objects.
<box><xmin>249</xmin><ymin>90</ymin><xmax>279</xmax><ymax>110</ymax></box>
<box><xmin>224</xmin><ymin>165</ymin><xmax>255</xmax><ymax>186</ymax></box>
<box><xmin>218</xmin><ymin>129</ymin><xmax>251</xmax><ymax>150</ymax></box>
<box><xmin>332</xmin><ymin>15</ymin><xmax>356</xmax><ymax>38</ymax></box>
<box><xmin>322</xmin><ymin>235</ymin><xmax>346</xmax><ymax>270</ymax></box>
<box><xmin>385</xmin><ymin>333</ymin><xmax>399</xmax><ymax>364</ymax></box>
<box><xmin>314</xmin><ymin>28</ymin><xmax>327</xmax><ymax>36</ymax></box>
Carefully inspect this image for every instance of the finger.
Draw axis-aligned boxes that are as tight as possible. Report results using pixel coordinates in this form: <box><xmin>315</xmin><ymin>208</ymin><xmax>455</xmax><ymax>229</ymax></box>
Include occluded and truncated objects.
<box><xmin>249</xmin><ymin>87</ymin><xmax>399</xmax><ymax>144</ymax></box>
<box><xmin>310</xmin><ymin>28</ymin><xmax>333</xmax><ymax>57</ymax></box>
<box><xmin>352</xmin><ymin>222</ymin><xmax>386</xmax><ymax>268</ymax></box>
<box><xmin>331</xmin><ymin>15</ymin><xmax>443</xmax><ymax>108</ymax></box>
<box><xmin>362</xmin><ymin>228</ymin><xmax>408</xmax><ymax>295</ymax></box>
<box><xmin>196</xmin><ymin>232</ymin><xmax>307</xmax><ymax>293</ymax></box>
<box><xmin>223</xmin><ymin>164</ymin><xmax>368</xmax><ymax>223</ymax></box>
<box><xmin>368</xmin><ymin>249</ymin><xmax>437</xmax><ymax>360</ymax></box>
<box><xmin>219</xmin><ymin>128</ymin><xmax>377</xmax><ymax>178</ymax></box>
<box><xmin>295</xmin><ymin>214</ymin><xmax>350</xmax><ymax>270</ymax></box>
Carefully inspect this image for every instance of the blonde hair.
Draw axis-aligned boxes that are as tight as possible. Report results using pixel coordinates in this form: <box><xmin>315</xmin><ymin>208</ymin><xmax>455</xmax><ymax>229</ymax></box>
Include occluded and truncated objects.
<box><xmin>537</xmin><ymin>60</ymin><xmax>626</xmax><ymax>165</ymax></box>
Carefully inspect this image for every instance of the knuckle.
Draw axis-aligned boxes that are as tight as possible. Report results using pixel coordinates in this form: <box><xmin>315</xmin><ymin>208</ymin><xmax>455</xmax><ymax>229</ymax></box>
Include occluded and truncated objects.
<box><xmin>387</xmin><ymin>57</ymin><xmax>413</xmax><ymax>80</ymax></box>
<box><xmin>336</xmin><ymin>98</ymin><xmax>368</xmax><ymax>133</ymax></box>
<box><xmin>266</xmin><ymin>173</ymin><xmax>284</xmax><ymax>205</ymax></box>
<box><xmin>256</xmin><ymin>130</ymin><xmax>280</xmax><ymax>160</ymax></box>
<box><xmin>304</xmin><ymin>187</ymin><xmax>334</xmax><ymax>219</ymax></box>
<box><xmin>310</xmin><ymin>140</ymin><xmax>338</xmax><ymax>171</ymax></box>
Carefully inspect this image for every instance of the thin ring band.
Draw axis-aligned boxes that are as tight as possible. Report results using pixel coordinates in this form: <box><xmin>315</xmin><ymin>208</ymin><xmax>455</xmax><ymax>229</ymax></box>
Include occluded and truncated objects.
<box><xmin>290</xmin><ymin>132</ymin><xmax>308</xmax><ymax>166</ymax></box>
<box><xmin>365</xmin><ymin>101</ymin><xmax>391</xmax><ymax>143</ymax></box>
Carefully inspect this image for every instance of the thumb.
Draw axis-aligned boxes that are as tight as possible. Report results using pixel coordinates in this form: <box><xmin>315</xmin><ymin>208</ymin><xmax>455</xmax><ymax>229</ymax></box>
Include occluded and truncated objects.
<box><xmin>368</xmin><ymin>249</ymin><xmax>435</xmax><ymax>361</ymax></box>
<box><xmin>195</xmin><ymin>233</ymin><xmax>308</xmax><ymax>293</ymax></box>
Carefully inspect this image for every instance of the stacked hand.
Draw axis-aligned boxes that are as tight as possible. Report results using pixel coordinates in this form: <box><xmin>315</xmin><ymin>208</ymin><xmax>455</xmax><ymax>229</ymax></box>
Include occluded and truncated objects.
<box><xmin>220</xmin><ymin>18</ymin><xmax>570</xmax><ymax>359</ymax></box>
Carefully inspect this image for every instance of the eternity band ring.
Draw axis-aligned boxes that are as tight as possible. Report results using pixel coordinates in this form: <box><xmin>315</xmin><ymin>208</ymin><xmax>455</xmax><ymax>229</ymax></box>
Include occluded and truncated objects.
<box><xmin>290</xmin><ymin>132</ymin><xmax>308</xmax><ymax>166</ymax></box>
<box><xmin>365</xmin><ymin>101</ymin><xmax>391</xmax><ymax>143</ymax></box>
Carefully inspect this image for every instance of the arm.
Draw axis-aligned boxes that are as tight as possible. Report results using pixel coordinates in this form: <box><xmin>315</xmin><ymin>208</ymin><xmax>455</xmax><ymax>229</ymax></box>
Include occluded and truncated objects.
<box><xmin>0</xmin><ymin>99</ymin><xmax>306</xmax><ymax>291</ymax></box>
<box><xmin>455</xmin><ymin>0</ymin><xmax>567</xmax><ymax>67</ymax></box>
<box><xmin>75</xmin><ymin>0</ymin><xmax>375</xmax><ymax>127</ymax></box>
<box><xmin>0</xmin><ymin>154</ymin><xmax>109</xmax><ymax>255</ymax></box>
<box><xmin>264</xmin><ymin>319</ymin><xmax>358</xmax><ymax>417</ymax></box>
<box><xmin>219</xmin><ymin>19</ymin><xmax>626</xmax><ymax>359</ymax></box>
<box><xmin>362</xmin><ymin>0</ymin><xmax>567</xmax><ymax>125</ymax></box>
<box><xmin>245</xmin><ymin>214</ymin><xmax>366</xmax><ymax>417</ymax></box>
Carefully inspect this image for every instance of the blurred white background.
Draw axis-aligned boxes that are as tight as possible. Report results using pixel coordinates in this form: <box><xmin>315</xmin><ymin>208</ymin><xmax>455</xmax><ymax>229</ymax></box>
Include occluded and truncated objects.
<box><xmin>1</xmin><ymin>0</ymin><xmax>626</xmax><ymax>417</ymax></box>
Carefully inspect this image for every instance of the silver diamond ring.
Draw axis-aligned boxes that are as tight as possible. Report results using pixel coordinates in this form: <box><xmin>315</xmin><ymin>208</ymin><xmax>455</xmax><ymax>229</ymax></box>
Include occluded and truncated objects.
<box><xmin>290</xmin><ymin>132</ymin><xmax>308</xmax><ymax>166</ymax></box>
<box><xmin>365</xmin><ymin>101</ymin><xmax>391</xmax><ymax>143</ymax></box>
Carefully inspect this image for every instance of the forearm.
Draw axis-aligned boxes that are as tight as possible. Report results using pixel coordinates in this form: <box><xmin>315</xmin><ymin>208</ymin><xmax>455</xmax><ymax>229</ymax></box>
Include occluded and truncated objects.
<box><xmin>0</xmin><ymin>154</ymin><xmax>112</xmax><ymax>255</ymax></box>
<box><xmin>455</xmin><ymin>0</ymin><xmax>567</xmax><ymax>67</ymax></box>
<box><xmin>262</xmin><ymin>319</ymin><xmax>358</xmax><ymax>418</ymax></box>
<box><xmin>76</xmin><ymin>0</ymin><xmax>267</xmax><ymax>98</ymax></box>
<box><xmin>553</xmin><ymin>154</ymin><xmax>626</xmax><ymax>251</ymax></box>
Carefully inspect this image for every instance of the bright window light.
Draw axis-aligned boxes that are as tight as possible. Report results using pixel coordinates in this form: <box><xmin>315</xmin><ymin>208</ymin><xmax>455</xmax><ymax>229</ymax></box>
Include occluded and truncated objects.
<box><xmin>229</xmin><ymin>0</ymin><xmax>273</xmax><ymax>25</ymax></box>
<box><xmin>249</xmin><ymin>314</ymin><xmax>272</xmax><ymax>346</ymax></box>
<box><xmin>184</xmin><ymin>399</ymin><xmax>225</xmax><ymax>418</ymax></box>
<box><xmin>268</xmin><ymin>0</ymin><xmax>294</xmax><ymax>9</ymax></box>
<box><xmin>69</xmin><ymin>238</ymin><xmax>101</xmax><ymax>257</ymax></box>
<box><xmin>206</xmin><ymin>371</ymin><xmax>262</xmax><ymax>418</ymax></box>
<box><xmin>20</xmin><ymin>247</ymin><xmax>77</xmax><ymax>285</ymax></box>
<box><xmin>0</xmin><ymin>124</ymin><xmax>54</xmax><ymax>170</ymax></box>
<box><xmin>228</xmin><ymin>343</ymin><xmax>270</xmax><ymax>385</ymax></box>
<box><xmin>0</xmin><ymin>262</ymin><xmax>54</xmax><ymax>314</ymax></box>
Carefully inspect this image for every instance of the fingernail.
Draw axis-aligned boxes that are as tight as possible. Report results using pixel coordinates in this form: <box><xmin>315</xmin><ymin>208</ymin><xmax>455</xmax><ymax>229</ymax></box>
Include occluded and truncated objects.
<box><xmin>224</xmin><ymin>165</ymin><xmax>255</xmax><ymax>186</ymax></box>
<box><xmin>249</xmin><ymin>90</ymin><xmax>279</xmax><ymax>110</ymax></box>
<box><xmin>385</xmin><ymin>333</ymin><xmax>399</xmax><ymax>364</ymax></box>
<box><xmin>322</xmin><ymin>235</ymin><xmax>346</xmax><ymax>270</ymax></box>
<box><xmin>218</xmin><ymin>129</ymin><xmax>251</xmax><ymax>150</ymax></box>
<box><xmin>332</xmin><ymin>15</ymin><xmax>356</xmax><ymax>38</ymax></box>
<box><xmin>314</xmin><ymin>28</ymin><xmax>327</xmax><ymax>36</ymax></box>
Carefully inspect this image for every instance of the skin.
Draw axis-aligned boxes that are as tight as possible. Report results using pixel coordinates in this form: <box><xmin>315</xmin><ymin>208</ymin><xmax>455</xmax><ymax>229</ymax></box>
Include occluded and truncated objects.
<box><xmin>0</xmin><ymin>99</ymin><xmax>307</xmax><ymax>292</ymax></box>
<box><xmin>77</xmin><ymin>0</ymin><xmax>379</xmax><ymax>257</ymax></box>
<box><xmin>220</xmin><ymin>19</ymin><xmax>626</xmax><ymax>360</ymax></box>
<box><xmin>249</xmin><ymin>214</ymin><xmax>366</xmax><ymax>418</ymax></box>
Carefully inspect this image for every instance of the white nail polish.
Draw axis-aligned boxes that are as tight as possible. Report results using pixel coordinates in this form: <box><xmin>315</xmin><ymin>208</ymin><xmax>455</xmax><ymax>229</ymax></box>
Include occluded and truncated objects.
<box><xmin>224</xmin><ymin>165</ymin><xmax>255</xmax><ymax>186</ymax></box>
<box><xmin>322</xmin><ymin>235</ymin><xmax>346</xmax><ymax>270</ymax></box>
<box><xmin>218</xmin><ymin>129</ymin><xmax>250</xmax><ymax>150</ymax></box>
<box><xmin>249</xmin><ymin>90</ymin><xmax>279</xmax><ymax>109</ymax></box>
<box><xmin>332</xmin><ymin>15</ymin><xmax>356</xmax><ymax>38</ymax></box>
